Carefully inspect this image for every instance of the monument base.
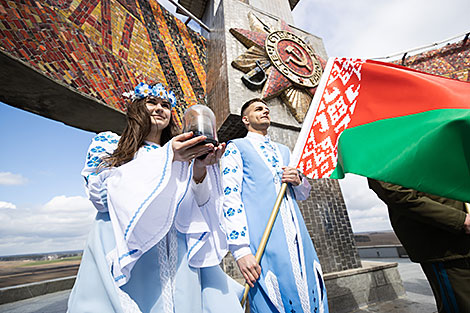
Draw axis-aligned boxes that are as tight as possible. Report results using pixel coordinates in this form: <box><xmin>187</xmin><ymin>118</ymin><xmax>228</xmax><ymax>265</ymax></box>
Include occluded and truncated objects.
<box><xmin>325</xmin><ymin>261</ymin><xmax>405</xmax><ymax>313</ymax></box>
<box><xmin>222</xmin><ymin>255</ymin><xmax>405</xmax><ymax>313</ymax></box>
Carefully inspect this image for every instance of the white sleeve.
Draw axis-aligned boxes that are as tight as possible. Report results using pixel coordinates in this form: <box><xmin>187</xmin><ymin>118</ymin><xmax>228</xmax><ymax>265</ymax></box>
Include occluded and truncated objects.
<box><xmin>230</xmin><ymin>245</ymin><xmax>252</xmax><ymax>260</ymax></box>
<box><xmin>80</xmin><ymin>132</ymin><xmax>119</xmax><ymax>212</ymax></box>
<box><xmin>191</xmin><ymin>174</ymin><xmax>210</xmax><ymax>207</ymax></box>
<box><xmin>292</xmin><ymin>176</ymin><xmax>311</xmax><ymax>201</ymax></box>
<box><xmin>174</xmin><ymin>163</ymin><xmax>229</xmax><ymax>268</ymax></box>
<box><xmin>221</xmin><ymin>142</ymin><xmax>251</xmax><ymax>260</ymax></box>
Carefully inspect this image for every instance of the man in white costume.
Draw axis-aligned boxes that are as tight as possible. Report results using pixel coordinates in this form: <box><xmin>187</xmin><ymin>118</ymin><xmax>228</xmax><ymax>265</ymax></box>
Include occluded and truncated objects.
<box><xmin>221</xmin><ymin>98</ymin><xmax>329</xmax><ymax>313</ymax></box>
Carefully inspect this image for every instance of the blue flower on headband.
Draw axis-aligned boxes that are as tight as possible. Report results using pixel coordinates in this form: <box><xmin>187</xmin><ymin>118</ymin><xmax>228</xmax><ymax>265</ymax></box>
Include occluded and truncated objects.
<box><xmin>124</xmin><ymin>82</ymin><xmax>177</xmax><ymax>107</ymax></box>
<box><xmin>152</xmin><ymin>83</ymin><xmax>167</xmax><ymax>99</ymax></box>
<box><xmin>167</xmin><ymin>90</ymin><xmax>176</xmax><ymax>107</ymax></box>
<box><xmin>134</xmin><ymin>82</ymin><xmax>152</xmax><ymax>98</ymax></box>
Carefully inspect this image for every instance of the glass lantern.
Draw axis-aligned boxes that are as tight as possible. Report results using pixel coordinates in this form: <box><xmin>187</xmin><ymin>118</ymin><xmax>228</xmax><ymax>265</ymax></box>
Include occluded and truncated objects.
<box><xmin>183</xmin><ymin>104</ymin><xmax>218</xmax><ymax>146</ymax></box>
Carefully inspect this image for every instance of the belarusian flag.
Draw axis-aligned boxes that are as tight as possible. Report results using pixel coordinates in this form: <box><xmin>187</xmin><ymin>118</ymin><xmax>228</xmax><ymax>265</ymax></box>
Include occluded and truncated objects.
<box><xmin>291</xmin><ymin>57</ymin><xmax>470</xmax><ymax>202</ymax></box>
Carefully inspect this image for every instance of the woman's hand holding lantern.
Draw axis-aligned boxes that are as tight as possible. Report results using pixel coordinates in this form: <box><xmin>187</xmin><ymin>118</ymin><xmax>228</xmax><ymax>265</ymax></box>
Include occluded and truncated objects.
<box><xmin>172</xmin><ymin>132</ymin><xmax>214</xmax><ymax>162</ymax></box>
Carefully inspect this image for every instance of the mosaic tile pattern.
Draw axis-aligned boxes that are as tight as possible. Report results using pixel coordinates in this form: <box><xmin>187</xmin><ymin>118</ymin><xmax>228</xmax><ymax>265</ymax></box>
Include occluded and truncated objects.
<box><xmin>392</xmin><ymin>39</ymin><xmax>470</xmax><ymax>82</ymax></box>
<box><xmin>0</xmin><ymin>0</ymin><xmax>207</xmax><ymax>127</ymax></box>
<box><xmin>262</xmin><ymin>66</ymin><xmax>292</xmax><ymax>99</ymax></box>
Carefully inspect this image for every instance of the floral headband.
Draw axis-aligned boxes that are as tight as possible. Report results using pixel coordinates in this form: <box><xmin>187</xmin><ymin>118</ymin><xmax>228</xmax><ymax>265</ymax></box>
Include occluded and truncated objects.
<box><xmin>122</xmin><ymin>82</ymin><xmax>177</xmax><ymax>107</ymax></box>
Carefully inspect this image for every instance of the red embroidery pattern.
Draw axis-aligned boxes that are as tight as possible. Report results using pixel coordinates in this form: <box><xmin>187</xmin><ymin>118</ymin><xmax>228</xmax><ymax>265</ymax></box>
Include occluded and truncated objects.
<box><xmin>297</xmin><ymin>58</ymin><xmax>364</xmax><ymax>178</ymax></box>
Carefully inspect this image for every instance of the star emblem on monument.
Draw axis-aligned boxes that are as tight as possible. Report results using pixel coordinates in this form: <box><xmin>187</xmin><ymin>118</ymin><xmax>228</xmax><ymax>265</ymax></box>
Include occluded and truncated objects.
<box><xmin>230</xmin><ymin>12</ymin><xmax>326</xmax><ymax>122</ymax></box>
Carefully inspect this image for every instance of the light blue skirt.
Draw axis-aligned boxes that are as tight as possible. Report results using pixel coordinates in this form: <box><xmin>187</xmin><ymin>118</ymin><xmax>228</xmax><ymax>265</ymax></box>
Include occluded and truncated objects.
<box><xmin>67</xmin><ymin>213</ymin><xmax>244</xmax><ymax>313</ymax></box>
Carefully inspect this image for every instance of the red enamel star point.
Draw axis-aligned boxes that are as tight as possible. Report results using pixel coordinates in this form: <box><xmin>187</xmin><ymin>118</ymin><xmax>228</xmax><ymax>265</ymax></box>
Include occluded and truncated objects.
<box><xmin>230</xmin><ymin>13</ymin><xmax>325</xmax><ymax>122</ymax></box>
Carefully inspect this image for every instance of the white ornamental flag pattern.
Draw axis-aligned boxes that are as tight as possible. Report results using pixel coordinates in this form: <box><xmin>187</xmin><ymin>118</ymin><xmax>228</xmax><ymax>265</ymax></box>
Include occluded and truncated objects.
<box><xmin>292</xmin><ymin>58</ymin><xmax>364</xmax><ymax>178</ymax></box>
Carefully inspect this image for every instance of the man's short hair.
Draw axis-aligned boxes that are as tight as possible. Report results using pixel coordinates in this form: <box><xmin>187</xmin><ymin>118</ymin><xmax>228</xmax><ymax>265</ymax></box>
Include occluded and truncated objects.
<box><xmin>241</xmin><ymin>98</ymin><xmax>268</xmax><ymax>117</ymax></box>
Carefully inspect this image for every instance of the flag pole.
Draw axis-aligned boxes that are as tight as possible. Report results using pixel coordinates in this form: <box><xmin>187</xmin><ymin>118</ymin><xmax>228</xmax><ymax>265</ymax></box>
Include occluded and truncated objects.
<box><xmin>240</xmin><ymin>182</ymin><xmax>288</xmax><ymax>307</ymax></box>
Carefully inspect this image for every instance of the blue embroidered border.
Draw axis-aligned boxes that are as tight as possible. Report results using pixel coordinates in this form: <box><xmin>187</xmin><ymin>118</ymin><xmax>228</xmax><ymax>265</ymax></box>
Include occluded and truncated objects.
<box><xmin>211</xmin><ymin>165</ymin><xmax>222</xmax><ymax>195</ymax></box>
<box><xmin>118</xmin><ymin>249</ymin><xmax>138</xmax><ymax>261</ymax></box>
<box><xmin>114</xmin><ymin>274</ymin><xmax>126</xmax><ymax>282</ymax></box>
<box><xmin>175</xmin><ymin>161</ymin><xmax>193</xmax><ymax>215</ymax></box>
<box><xmin>187</xmin><ymin>232</ymin><xmax>207</xmax><ymax>258</ymax></box>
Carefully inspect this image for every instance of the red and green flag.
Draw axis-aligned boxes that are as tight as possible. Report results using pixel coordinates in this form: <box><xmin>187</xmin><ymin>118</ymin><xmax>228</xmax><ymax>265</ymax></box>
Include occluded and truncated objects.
<box><xmin>291</xmin><ymin>57</ymin><xmax>470</xmax><ymax>202</ymax></box>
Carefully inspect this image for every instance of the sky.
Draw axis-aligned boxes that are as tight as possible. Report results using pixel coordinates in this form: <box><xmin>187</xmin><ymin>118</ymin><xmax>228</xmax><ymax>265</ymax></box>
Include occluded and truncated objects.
<box><xmin>1</xmin><ymin>0</ymin><xmax>469</xmax><ymax>256</ymax></box>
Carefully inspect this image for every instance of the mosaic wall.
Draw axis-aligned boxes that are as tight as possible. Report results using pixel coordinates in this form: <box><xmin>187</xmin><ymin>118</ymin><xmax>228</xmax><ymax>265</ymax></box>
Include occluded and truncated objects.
<box><xmin>0</xmin><ymin>0</ymin><xmax>207</xmax><ymax>127</ymax></box>
<box><xmin>393</xmin><ymin>38</ymin><xmax>470</xmax><ymax>82</ymax></box>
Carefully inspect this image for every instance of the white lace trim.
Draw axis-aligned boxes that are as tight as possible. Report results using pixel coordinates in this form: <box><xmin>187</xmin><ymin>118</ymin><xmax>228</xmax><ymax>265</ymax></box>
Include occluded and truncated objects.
<box><xmin>285</xmin><ymin>190</ymin><xmax>311</xmax><ymax>313</ymax></box>
<box><xmin>157</xmin><ymin>226</ymin><xmax>178</xmax><ymax>313</ymax></box>
<box><xmin>264</xmin><ymin>271</ymin><xmax>285</xmax><ymax>312</ymax></box>
<box><xmin>111</xmin><ymin>227</ymin><xmax>180</xmax><ymax>313</ymax></box>
<box><xmin>279</xmin><ymin>200</ymin><xmax>311</xmax><ymax>313</ymax></box>
<box><xmin>117</xmin><ymin>287</ymin><xmax>142</xmax><ymax>313</ymax></box>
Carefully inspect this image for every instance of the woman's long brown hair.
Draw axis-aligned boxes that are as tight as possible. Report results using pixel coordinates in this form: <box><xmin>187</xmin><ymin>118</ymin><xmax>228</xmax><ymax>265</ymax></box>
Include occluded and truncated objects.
<box><xmin>104</xmin><ymin>96</ymin><xmax>180</xmax><ymax>168</ymax></box>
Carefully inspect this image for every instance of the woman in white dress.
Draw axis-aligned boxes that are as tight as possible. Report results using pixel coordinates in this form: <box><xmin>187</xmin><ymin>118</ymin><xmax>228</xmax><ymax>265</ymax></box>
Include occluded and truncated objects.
<box><xmin>67</xmin><ymin>82</ymin><xmax>243</xmax><ymax>313</ymax></box>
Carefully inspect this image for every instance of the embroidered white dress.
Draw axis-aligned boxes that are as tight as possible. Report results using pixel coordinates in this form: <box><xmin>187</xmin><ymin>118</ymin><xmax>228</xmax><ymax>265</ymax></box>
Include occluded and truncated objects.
<box><xmin>221</xmin><ymin>132</ymin><xmax>329</xmax><ymax>313</ymax></box>
<box><xmin>67</xmin><ymin>132</ymin><xmax>243</xmax><ymax>313</ymax></box>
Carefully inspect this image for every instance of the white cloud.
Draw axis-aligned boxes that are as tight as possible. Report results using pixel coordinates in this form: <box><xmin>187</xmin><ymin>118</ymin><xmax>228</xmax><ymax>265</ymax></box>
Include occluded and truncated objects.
<box><xmin>348</xmin><ymin>206</ymin><xmax>386</xmax><ymax>219</ymax></box>
<box><xmin>348</xmin><ymin>215</ymin><xmax>392</xmax><ymax>234</ymax></box>
<box><xmin>0</xmin><ymin>201</ymin><xmax>16</xmax><ymax>209</ymax></box>
<box><xmin>0</xmin><ymin>172</ymin><xmax>28</xmax><ymax>185</ymax></box>
<box><xmin>338</xmin><ymin>174</ymin><xmax>392</xmax><ymax>232</ymax></box>
<box><xmin>42</xmin><ymin>195</ymin><xmax>94</xmax><ymax>213</ymax></box>
<box><xmin>0</xmin><ymin>195</ymin><xmax>95</xmax><ymax>256</ymax></box>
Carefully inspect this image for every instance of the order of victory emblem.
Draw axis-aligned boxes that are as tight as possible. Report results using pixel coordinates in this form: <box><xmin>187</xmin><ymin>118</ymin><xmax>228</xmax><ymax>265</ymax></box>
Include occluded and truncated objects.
<box><xmin>230</xmin><ymin>12</ymin><xmax>325</xmax><ymax>122</ymax></box>
<box><xmin>266</xmin><ymin>31</ymin><xmax>322</xmax><ymax>88</ymax></box>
